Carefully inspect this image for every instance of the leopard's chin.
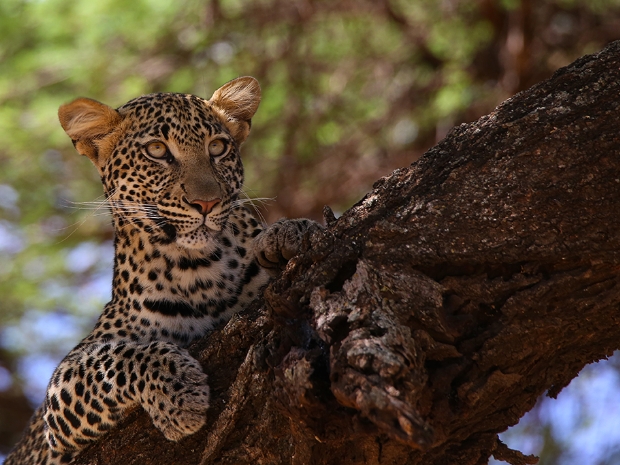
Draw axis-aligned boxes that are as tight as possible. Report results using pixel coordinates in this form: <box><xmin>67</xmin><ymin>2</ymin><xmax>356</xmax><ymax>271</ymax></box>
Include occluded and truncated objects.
<box><xmin>175</xmin><ymin>225</ymin><xmax>219</xmax><ymax>250</ymax></box>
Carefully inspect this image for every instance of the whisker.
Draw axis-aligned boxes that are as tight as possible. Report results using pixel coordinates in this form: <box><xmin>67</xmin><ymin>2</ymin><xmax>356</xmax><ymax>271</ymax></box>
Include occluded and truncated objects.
<box><xmin>54</xmin><ymin>187</ymin><xmax>123</xmax><ymax>243</ymax></box>
<box><xmin>57</xmin><ymin>189</ymin><xmax>164</xmax><ymax>242</ymax></box>
<box><xmin>238</xmin><ymin>189</ymin><xmax>274</xmax><ymax>226</ymax></box>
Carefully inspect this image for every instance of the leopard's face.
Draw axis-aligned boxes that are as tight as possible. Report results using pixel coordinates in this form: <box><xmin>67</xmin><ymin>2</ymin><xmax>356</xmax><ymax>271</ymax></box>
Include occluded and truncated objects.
<box><xmin>104</xmin><ymin>93</ymin><xmax>244</xmax><ymax>249</ymax></box>
<box><xmin>59</xmin><ymin>77</ymin><xmax>261</xmax><ymax>251</ymax></box>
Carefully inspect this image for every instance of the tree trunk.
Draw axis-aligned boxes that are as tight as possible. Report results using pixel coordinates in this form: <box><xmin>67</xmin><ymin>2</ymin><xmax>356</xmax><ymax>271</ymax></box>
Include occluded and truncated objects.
<box><xmin>73</xmin><ymin>40</ymin><xmax>620</xmax><ymax>465</ymax></box>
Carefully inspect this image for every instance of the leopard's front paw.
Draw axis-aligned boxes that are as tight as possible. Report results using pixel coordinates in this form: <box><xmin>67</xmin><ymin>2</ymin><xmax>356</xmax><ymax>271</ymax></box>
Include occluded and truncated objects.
<box><xmin>254</xmin><ymin>218</ymin><xmax>323</xmax><ymax>275</ymax></box>
<box><xmin>139</xmin><ymin>344</ymin><xmax>210</xmax><ymax>441</ymax></box>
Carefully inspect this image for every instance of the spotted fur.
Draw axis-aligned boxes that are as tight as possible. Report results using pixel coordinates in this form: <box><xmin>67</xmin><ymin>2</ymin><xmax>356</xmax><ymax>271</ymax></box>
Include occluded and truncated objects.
<box><xmin>6</xmin><ymin>77</ymin><xmax>319</xmax><ymax>464</ymax></box>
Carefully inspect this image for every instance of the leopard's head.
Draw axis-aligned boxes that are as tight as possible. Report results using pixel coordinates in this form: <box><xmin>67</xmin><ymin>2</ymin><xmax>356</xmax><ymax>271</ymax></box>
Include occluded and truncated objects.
<box><xmin>58</xmin><ymin>77</ymin><xmax>260</xmax><ymax>250</ymax></box>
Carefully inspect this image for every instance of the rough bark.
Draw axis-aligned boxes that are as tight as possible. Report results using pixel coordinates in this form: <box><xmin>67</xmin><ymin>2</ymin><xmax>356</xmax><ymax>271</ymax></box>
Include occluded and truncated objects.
<box><xmin>74</xmin><ymin>40</ymin><xmax>620</xmax><ymax>465</ymax></box>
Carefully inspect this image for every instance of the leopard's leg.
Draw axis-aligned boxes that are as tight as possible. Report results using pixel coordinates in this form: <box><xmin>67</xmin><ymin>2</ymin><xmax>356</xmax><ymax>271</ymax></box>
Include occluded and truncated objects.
<box><xmin>253</xmin><ymin>218</ymin><xmax>323</xmax><ymax>275</ymax></box>
<box><xmin>42</xmin><ymin>340</ymin><xmax>209</xmax><ymax>455</ymax></box>
<box><xmin>4</xmin><ymin>408</ymin><xmax>76</xmax><ymax>465</ymax></box>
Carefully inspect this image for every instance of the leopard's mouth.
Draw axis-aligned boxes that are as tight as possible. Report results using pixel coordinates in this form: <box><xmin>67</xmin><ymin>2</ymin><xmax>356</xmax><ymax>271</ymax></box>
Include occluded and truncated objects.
<box><xmin>147</xmin><ymin>209</ymin><xmax>224</xmax><ymax>249</ymax></box>
<box><xmin>175</xmin><ymin>225</ymin><xmax>221</xmax><ymax>250</ymax></box>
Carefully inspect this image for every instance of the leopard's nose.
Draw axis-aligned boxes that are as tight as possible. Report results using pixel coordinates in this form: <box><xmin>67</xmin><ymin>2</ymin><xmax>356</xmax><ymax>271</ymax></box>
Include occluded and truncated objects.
<box><xmin>186</xmin><ymin>198</ymin><xmax>221</xmax><ymax>216</ymax></box>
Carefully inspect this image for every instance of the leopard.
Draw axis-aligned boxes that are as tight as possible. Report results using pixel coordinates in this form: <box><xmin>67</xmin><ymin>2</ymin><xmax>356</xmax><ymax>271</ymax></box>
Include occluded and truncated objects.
<box><xmin>5</xmin><ymin>76</ymin><xmax>320</xmax><ymax>465</ymax></box>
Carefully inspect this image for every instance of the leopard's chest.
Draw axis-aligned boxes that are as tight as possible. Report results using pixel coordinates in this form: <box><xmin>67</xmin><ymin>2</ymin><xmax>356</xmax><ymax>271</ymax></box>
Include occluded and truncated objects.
<box><xmin>90</xmin><ymin>222</ymin><xmax>267</xmax><ymax>347</ymax></box>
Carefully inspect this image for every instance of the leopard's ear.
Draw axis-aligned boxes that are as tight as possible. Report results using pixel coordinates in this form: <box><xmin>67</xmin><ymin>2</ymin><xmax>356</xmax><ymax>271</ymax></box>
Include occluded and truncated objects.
<box><xmin>58</xmin><ymin>97</ymin><xmax>123</xmax><ymax>168</ymax></box>
<box><xmin>209</xmin><ymin>76</ymin><xmax>261</xmax><ymax>145</ymax></box>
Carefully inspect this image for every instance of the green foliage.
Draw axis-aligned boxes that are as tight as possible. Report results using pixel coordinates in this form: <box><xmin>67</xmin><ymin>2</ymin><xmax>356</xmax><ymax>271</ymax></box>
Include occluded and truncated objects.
<box><xmin>1</xmin><ymin>0</ymin><xmax>618</xmax><ymax>319</ymax></box>
<box><xmin>1</xmin><ymin>0</ymin><xmax>618</xmax><ymax>317</ymax></box>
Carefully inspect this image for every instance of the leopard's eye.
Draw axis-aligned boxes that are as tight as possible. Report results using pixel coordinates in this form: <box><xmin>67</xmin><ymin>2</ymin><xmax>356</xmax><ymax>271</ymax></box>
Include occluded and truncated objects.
<box><xmin>145</xmin><ymin>140</ymin><xmax>168</xmax><ymax>159</ymax></box>
<box><xmin>208</xmin><ymin>139</ymin><xmax>228</xmax><ymax>158</ymax></box>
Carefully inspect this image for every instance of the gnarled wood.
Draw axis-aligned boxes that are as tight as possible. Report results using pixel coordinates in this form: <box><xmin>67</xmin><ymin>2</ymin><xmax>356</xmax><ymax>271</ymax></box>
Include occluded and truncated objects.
<box><xmin>74</xmin><ymin>40</ymin><xmax>620</xmax><ymax>465</ymax></box>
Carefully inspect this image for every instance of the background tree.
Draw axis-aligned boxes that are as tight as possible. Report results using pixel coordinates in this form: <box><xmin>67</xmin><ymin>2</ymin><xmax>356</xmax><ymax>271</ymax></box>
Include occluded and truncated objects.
<box><xmin>2</xmin><ymin>1</ymin><xmax>620</xmax><ymax>463</ymax></box>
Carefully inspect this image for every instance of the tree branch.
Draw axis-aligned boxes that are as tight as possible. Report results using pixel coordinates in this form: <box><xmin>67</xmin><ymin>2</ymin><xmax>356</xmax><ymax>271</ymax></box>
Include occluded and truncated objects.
<box><xmin>75</xmin><ymin>40</ymin><xmax>620</xmax><ymax>465</ymax></box>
